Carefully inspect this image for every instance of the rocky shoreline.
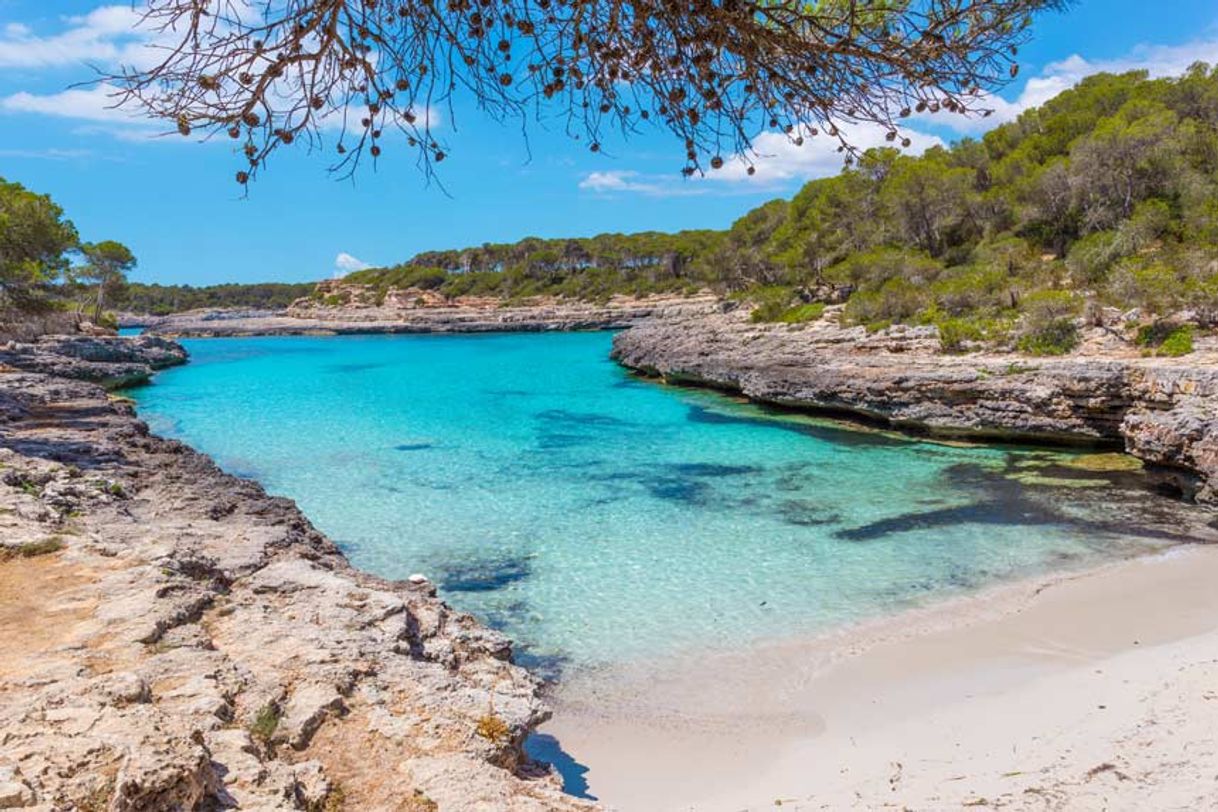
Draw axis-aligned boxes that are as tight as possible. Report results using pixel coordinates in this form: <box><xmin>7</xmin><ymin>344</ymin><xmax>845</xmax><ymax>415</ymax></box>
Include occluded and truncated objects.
<box><xmin>0</xmin><ymin>337</ymin><xmax>590</xmax><ymax>811</ymax></box>
<box><xmin>611</xmin><ymin>310</ymin><xmax>1218</xmax><ymax>504</ymax></box>
<box><xmin>136</xmin><ymin>294</ymin><xmax>720</xmax><ymax>338</ymax></box>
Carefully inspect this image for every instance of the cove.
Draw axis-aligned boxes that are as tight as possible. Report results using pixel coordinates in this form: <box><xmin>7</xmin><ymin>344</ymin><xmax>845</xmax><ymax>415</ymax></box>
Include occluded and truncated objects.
<box><xmin>127</xmin><ymin>332</ymin><xmax>1209</xmax><ymax>674</ymax></box>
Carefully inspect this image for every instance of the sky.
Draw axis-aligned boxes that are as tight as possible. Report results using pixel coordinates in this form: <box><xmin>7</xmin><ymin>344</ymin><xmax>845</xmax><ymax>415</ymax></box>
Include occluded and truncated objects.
<box><xmin>1</xmin><ymin>1</ymin><xmax>1217</xmax><ymax>286</ymax></box>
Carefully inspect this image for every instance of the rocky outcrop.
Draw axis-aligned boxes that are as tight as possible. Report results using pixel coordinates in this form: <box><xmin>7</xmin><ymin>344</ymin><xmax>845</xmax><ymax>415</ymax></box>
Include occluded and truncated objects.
<box><xmin>612</xmin><ymin>311</ymin><xmax>1218</xmax><ymax>502</ymax></box>
<box><xmin>0</xmin><ymin>335</ymin><xmax>188</xmax><ymax>388</ymax></box>
<box><xmin>0</xmin><ymin>353</ymin><xmax>590</xmax><ymax>809</ymax></box>
<box><xmin>143</xmin><ymin>294</ymin><xmax>721</xmax><ymax>337</ymax></box>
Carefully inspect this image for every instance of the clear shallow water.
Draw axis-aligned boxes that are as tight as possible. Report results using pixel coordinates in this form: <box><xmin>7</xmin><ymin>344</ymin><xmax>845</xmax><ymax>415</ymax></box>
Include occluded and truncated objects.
<box><xmin>127</xmin><ymin>332</ymin><xmax>1203</xmax><ymax>672</ymax></box>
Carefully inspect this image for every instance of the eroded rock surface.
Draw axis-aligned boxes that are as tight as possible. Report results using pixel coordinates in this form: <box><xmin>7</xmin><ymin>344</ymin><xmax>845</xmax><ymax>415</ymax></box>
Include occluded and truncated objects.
<box><xmin>0</xmin><ymin>354</ymin><xmax>589</xmax><ymax>810</ymax></box>
<box><xmin>0</xmin><ymin>335</ymin><xmax>188</xmax><ymax>388</ymax></box>
<box><xmin>613</xmin><ymin>310</ymin><xmax>1218</xmax><ymax>502</ymax></box>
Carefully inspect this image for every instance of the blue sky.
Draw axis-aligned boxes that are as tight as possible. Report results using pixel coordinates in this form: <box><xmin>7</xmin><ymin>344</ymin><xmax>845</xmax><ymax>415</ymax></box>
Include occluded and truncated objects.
<box><xmin>1</xmin><ymin>1</ymin><xmax>1216</xmax><ymax>285</ymax></box>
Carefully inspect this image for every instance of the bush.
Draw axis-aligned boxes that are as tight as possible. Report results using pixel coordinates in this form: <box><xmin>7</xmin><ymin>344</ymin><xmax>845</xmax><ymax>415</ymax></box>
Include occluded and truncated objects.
<box><xmin>843</xmin><ymin>277</ymin><xmax>927</xmax><ymax>326</ymax></box>
<box><xmin>1106</xmin><ymin>259</ymin><xmax>1181</xmax><ymax>314</ymax></box>
<box><xmin>745</xmin><ymin>286</ymin><xmax>797</xmax><ymax>322</ymax></box>
<box><xmin>775</xmin><ymin>302</ymin><xmax>826</xmax><ymax>324</ymax></box>
<box><xmin>1160</xmin><ymin>326</ymin><xmax>1195</xmax><ymax>356</ymax></box>
<box><xmin>826</xmin><ymin>248</ymin><xmax>943</xmax><ymax>289</ymax></box>
<box><xmin>1066</xmin><ymin>230</ymin><xmax>1123</xmax><ymax>283</ymax></box>
<box><xmin>929</xmin><ymin>266</ymin><xmax>1012</xmax><ymax>314</ymax></box>
<box><xmin>475</xmin><ymin>713</ymin><xmax>511</xmax><ymax>743</ymax></box>
<box><xmin>1138</xmin><ymin>322</ymin><xmax>1195</xmax><ymax>356</ymax></box>
<box><xmin>1017</xmin><ymin>318</ymin><xmax>1079</xmax><ymax>355</ymax></box>
<box><xmin>932</xmin><ymin>317</ymin><xmax>983</xmax><ymax>352</ymax></box>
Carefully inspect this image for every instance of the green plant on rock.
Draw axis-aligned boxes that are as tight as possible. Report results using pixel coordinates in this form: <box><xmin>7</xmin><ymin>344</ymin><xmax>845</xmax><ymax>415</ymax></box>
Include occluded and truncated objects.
<box><xmin>1015</xmin><ymin>289</ymin><xmax>1082</xmax><ymax>355</ymax></box>
<box><xmin>249</xmin><ymin>703</ymin><xmax>281</xmax><ymax>744</ymax></box>
<box><xmin>1</xmin><ymin>536</ymin><xmax>66</xmax><ymax>560</ymax></box>
<box><xmin>404</xmin><ymin>789</ymin><xmax>438</xmax><ymax>812</ymax></box>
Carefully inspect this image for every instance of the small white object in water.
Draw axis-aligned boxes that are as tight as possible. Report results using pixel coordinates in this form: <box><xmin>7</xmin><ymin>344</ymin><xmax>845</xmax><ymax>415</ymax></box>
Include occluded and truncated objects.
<box><xmin>408</xmin><ymin>573</ymin><xmax>429</xmax><ymax>585</ymax></box>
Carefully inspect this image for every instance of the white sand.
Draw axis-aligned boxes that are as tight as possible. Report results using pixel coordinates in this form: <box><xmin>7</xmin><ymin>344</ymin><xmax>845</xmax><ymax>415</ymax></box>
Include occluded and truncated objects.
<box><xmin>543</xmin><ymin>545</ymin><xmax>1218</xmax><ymax>810</ymax></box>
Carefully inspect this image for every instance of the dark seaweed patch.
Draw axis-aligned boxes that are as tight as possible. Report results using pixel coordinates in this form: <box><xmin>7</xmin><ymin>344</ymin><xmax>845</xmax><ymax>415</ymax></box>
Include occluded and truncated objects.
<box><xmin>536</xmin><ymin>409</ymin><xmax>635</xmax><ymax>428</ymax></box>
<box><xmin>669</xmin><ymin>463</ymin><xmax>761</xmax><ymax>477</ymax></box>
<box><xmin>643</xmin><ymin>476</ymin><xmax>712</xmax><ymax>505</ymax></box>
<box><xmin>436</xmin><ymin>554</ymin><xmax>534</xmax><ymax>593</ymax></box>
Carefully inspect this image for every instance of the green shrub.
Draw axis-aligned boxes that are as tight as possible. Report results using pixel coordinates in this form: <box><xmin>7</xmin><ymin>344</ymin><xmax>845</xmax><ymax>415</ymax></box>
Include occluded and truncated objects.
<box><xmin>826</xmin><ymin>248</ymin><xmax>943</xmax><ymax>288</ymax></box>
<box><xmin>249</xmin><ymin>703</ymin><xmax>281</xmax><ymax>743</ymax></box>
<box><xmin>1138</xmin><ymin>323</ymin><xmax>1195</xmax><ymax>356</ymax></box>
<box><xmin>746</xmin><ymin>286</ymin><xmax>798</xmax><ymax>322</ymax></box>
<box><xmin>1160</xmin><ymin>326</ymin><xmax>1195</xmax><ymax>356</ymax></box>
<box><xmin>936</xmin><ymin>318</ymin><xmax>986</xmax><ymax>352</ymax></box>
<box><xmin>775</xmin><ymin>302</ymin><xmax>826</xmax><ymax>324</ymax></box>
<box><xmin>1017</xmin><ymin>318</ymin><xmax>1079</xmax><ymax>355</ymax></box>
<box><xmin>930</xmin><ymin>266</ymin><xmax>1011</xmax><ymax>314</ymax></box>
<box><xmin>930</xmin><ymin>313</ymin><xmax>1014</xmax><ymax>352</ymax></box>
<box><xmin>843</xmin><ymin>278</ymin><xmax>927</xmax><ymax>326</ymax></box>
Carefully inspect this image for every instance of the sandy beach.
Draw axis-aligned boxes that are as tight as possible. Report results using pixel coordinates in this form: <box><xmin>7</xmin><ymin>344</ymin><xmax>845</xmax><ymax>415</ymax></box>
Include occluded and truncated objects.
<box><xmin>543</xmin><ymin>544</ymin><xmax>1218</xmax><ymax>810</ymax></box>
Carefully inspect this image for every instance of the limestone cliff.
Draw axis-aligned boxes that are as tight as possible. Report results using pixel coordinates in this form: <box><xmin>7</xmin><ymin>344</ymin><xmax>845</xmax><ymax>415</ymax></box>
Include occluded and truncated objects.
<box><xmin>612</xmin><ymin>311</ymin><xmax>1218</xmax><ymax>503</ymax></box>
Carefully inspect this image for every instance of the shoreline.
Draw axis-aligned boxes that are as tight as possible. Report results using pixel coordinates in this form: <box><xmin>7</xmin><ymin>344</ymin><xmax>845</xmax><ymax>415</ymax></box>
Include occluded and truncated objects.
<box><xmin>0</xmin><ymin>343</ymin><xmax>590</xmax><ymax>810</ymax></box>
<box><xmin>542</xmin><ymin>542</ymin><xmax>1218</xmax><ymax>809</ymax></box>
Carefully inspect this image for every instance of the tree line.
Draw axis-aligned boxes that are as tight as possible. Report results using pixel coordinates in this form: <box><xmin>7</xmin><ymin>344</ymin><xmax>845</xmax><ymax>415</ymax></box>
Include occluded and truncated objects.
<box><xmin>354</xmin><ymin>64</ymin><xmax>1218</xmax><ymax>354</ymax></box>
<box><xmin>0</xmin><ymin>178</ymin><xmax>136</xmax><ymax>331</ymax></box>
<box><xmin>119</xmin><ymin>282</ymin><xmax>317</xmax><ymax>315</ymax></box>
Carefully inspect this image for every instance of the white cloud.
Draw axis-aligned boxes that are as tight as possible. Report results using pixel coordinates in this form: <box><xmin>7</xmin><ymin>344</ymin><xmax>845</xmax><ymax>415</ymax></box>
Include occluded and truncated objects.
<box><xmin>0</xmin><ymin>83</ymin><xmax>162</xmax><ymax>141</ymax></box>
<box><xmin>0</xmin><ymin>5</ymin><xmax>155</xmax><ymax>69</ymax></box>
<box><xmin>2</xmin><ymin>84</ymin><xmax>139</xmax><ymax>124</ymax></box>
<box><xmin>932</xmin><ymin>35</ymin><xmax>1218</xmax><ymax>134</ymax></box>
<box><xmin>0</xmin><ymin>5</ymin><xmax>442</xmax><ymax>145</ymax></box>
<box><xmin>709</xmin><ymin>124</ymin><xmax>944</xmax><ymax>185</ymax></box>
<box><xmin>578</xmin><ymin>170</ymin><xmax>706</xmax><ymax>197</ymax></box>
<box><xmin>335</xmin><ymin>253</ymin><xmax>371</xmax><ymax>275</ymax></box>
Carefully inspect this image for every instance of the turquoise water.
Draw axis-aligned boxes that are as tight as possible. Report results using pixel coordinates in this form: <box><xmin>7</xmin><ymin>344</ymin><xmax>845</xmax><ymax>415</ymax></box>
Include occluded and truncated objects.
<box><xmin>127</xmin><ymin>333</ymin><xmax>1206</xmax><ymax>672</ymax></box>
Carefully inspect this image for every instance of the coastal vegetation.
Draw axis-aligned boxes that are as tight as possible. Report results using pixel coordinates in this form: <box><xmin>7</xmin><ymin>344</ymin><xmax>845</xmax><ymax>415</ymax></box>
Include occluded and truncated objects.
<box><xmin>344</xmin><ymin>66</ymin><xmax>1218</xmax><ymax>354</ymax></box>
<box><xmin>0</xmin><ymin>177</ymin><xmax>135</xmax><ymax>334</ymax></box>
<box><xmin>117</xmin><ymin>281</ymin><xmax>317</xmax><ymax>315</ymax></box>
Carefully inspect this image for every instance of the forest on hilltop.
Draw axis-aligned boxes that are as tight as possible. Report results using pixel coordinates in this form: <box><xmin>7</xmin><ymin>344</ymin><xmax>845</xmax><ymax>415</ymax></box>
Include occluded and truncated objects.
<box><xmin>352</xmin><ymin>64</ymin><xmax>1218</xmax><ymax>354</ymax></box>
